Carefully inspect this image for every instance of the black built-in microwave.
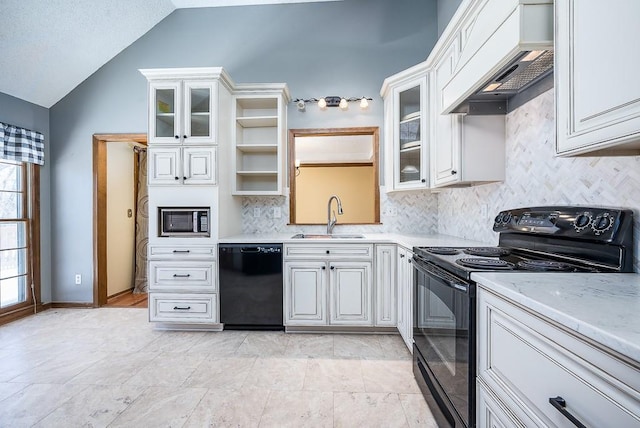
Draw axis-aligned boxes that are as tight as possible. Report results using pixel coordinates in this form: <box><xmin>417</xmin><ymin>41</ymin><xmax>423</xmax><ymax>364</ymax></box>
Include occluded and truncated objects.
<box><xmin>159</xmin><ymin>207</ymin><xmax>210</xmax><ymax>237</ymax></box>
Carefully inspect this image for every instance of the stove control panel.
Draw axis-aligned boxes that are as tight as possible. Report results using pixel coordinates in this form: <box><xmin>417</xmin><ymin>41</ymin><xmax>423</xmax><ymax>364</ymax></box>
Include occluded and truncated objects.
<box><xmin>493</xmin><ymin>206</ymin><xmax>632</xmax><ymax>241</ymax></box>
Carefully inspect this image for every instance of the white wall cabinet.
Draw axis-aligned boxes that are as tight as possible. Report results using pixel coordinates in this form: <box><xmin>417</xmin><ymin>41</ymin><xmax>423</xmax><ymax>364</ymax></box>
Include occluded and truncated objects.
<box><xmin>396</xmin><ymin>246</ymin><xmax>413</xmax><ymax>352</ymax></box>
<box><xmin>147</xmin><ymin>79</ymin><xmax>217</xmax><ymax>145</ymax></box>
<box><xmin>284</xmin><ymin>243</ymin><xmax>373</xmax><ymax>327</ymax></box>
<box><xmin>148</xmin><ymin>146</ymin><xmax>216</xmax><ymax>185</ymax></box>
<box><xmin>556</xmin><ymin>0</ymin><xmax>640</xmax><ymax>156</ymax></box>
<box><xmin>431</xmin><ymin>35</ymin><xmax>505</xmax><ymax>188</ymax></box>
<box><xmin>232</xmin><ymin>87</ymin><xmax>289</xmax><ymax>195</ymax></box>
<box><xmin>477</xmin><ymin>286</ymin><xmax>640</xmax><ymax>427</ymax></box>
<box><xmin>374</xmin><ymin>245</ymin><xmax>397</xmax><ymax>326</ymax></box>
<box><xmin>381</xmin><ymin>63</ymin><xmax>430</xmax><ymax>192</ymax></box>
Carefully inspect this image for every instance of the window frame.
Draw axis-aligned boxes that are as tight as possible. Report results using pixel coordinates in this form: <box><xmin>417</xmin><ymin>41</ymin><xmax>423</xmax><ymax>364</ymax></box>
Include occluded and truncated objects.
<box><xmin>0</xmin><ymin>161</ymin><xmax>40</xmax><ymax>322</ymax></box>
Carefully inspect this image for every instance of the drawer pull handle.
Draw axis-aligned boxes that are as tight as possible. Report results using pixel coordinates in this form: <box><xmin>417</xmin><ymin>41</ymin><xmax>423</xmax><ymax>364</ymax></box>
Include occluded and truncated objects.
<box><xmin>549</xmin><ymin>396</ymin><xmax>586</xmax><ymax>428</ymax></box>
<box><xmin>173</xmin><ymin>306</ymin><xmax>191</xmax><ymax>310</ymax></box>
<box><xmin>173</xmin><ymin>274</ymin><xmax>191</xmax><ymax>278</ymax></box>
<box><xmin>173</xmin><ymin>250</ymin><xmax>190</xmax><ymax>253</ymax></box>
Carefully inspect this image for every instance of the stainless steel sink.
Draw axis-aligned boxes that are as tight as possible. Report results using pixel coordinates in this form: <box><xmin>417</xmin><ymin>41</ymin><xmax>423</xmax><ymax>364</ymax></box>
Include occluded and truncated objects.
<box><xmin>291</xmin><ymin>233</ymin><xmax>365</xmax><ymax>239</ymax></box>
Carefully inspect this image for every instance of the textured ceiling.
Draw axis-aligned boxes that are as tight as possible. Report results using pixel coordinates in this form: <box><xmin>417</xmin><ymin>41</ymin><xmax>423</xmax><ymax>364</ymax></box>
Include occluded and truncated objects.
<box><xmin>0</xmin><ymin>0</ymin><xmax>339</xmax><ymax>108</ymax></box>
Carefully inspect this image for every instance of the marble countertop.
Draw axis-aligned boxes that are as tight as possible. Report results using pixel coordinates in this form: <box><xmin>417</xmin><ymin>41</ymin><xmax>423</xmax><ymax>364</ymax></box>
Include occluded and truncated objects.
<box><xmin>471</xmin><ymin>272</ymin><xmax>640</xmax><ymax>363</ymax></box>
<box><xmin>218</xmin><ymin>233</ymin><xmax>489</xmax><ymax>249</ymax></box>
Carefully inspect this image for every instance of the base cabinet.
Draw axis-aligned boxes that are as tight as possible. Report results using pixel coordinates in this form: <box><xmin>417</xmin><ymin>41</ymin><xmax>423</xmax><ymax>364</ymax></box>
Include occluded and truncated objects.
<box><xmin>396</xmin><ymin>246</ymin><xmax>413</xmax><ymax>352</ymax></box>
<box><xmin>374</xmin><ymin>245</ymin><xmax>397</xmax><ymax>326</ymax></box>
<box><xmin>477</xmin><ymin>286</ymin><xmax>640</xmax><ymax>427</ymax></box>
<box><xmin>284</xmin><ymin>244</ymin><xmax>374</xmax><ymax>327</ymax></box>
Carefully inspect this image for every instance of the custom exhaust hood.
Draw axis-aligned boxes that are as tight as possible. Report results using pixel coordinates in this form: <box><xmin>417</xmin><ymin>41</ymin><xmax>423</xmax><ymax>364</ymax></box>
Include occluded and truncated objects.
<box><xmin>442</xmin><ymin>0</ymin><xmax>554</xmax><ymax>115</ymax></box>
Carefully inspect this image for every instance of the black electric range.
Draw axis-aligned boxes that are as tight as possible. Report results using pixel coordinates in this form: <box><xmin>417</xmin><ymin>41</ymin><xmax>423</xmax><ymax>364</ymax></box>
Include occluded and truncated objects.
<box><xmin>411</xmin><ymin>206</ymin><xmax>634</xmax><ymax>428</ymax></box>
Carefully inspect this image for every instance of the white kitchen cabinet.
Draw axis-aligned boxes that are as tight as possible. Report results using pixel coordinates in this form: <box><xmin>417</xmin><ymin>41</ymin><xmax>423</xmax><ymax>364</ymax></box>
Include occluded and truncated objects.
<box><xmin>232</xmin><ymin>87</ymin><xmax>289</xmax><ymax>195</ymax></box>
<box><xmin>477</xmin><ymin>286</ymin><xmax>640</xmax><ymax>427</ymax></box>
<box><xmin>374</xmin><ymin>245</ymin><xmax>397</xmax><ymax>326</ymax></box>
<box><xmin>380</xmin><ymin>63</ymin><xmax>430</xmax><ymax>191</ymax></box>
<box><xmin>431</xmin><ymin>36</ymin><xmax>506</xmax><ymax>188</ymax></box>
<box><xmin>556</xmin><ymin>0</ymin><xmax>640</xmax><ymax>156</ymax></box>
<box><xmin>284</xmin><ymin>243</ymin><xmax>373</xmax><ymax>327</ymax></box>
<box><xmin>329</xmin><ymin>262</ymin><xmax>372</xmax><ymax>326</ymax></box>
<box><xmin>148</xmin><ymin>147</ymin><xmax>216</xmax><ymax>185</ymax></box>
<box><xmin>147</xmin><ymin>78</ymin><xmax>217</xmax><ymax>146</ymax></box>
<box><xmin>396</xmin><ymin>246</ymin><xmax>413</xmax><ymax>352</ymax></box>
<box><xmin>284</xmin><ymin>261</ymin><xmax>327</xmax><ymax>325</ymax></box>
<box><xmin>147</xmin><ymin>244</ymin><xmax>221</xmax><ymax>330</ymax></box>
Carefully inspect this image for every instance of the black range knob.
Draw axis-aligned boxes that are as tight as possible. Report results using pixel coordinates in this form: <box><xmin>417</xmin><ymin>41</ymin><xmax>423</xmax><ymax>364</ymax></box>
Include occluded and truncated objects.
<box><xmin>574</xmin><ymin>214</ymin><xmax>591</xmax><ymax>231</ymax></box>
<box><xmin>502</xmin><ymin>212</ymin><xmax>512</xmax><ymax>224</ymax></box>
<box><xmin>591</xmin><ymin>214</ymin><xmax>613</xmax><ymax>234</ymax></box>
<box><xmin>494</xmin><ymin>213</ymin><xmax>504</xmax><ymax>224</ymax></box>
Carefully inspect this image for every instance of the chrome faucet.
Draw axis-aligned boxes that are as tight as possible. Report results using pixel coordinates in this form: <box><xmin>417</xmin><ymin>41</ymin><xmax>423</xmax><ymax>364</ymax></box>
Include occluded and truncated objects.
<box><xmin>327</xmin><ymin>195</ymin><xmax>344</xmax><ymax>234</ymax></box>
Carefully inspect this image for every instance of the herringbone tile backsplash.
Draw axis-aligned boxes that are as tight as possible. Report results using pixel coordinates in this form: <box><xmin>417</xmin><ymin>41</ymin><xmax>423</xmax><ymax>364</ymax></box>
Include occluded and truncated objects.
<box><xmin>241</xmin><ymin>88</ymin><xmax>639</xmax><ymax>271</ymax></box>
<box><xmin>437</xmin><ymin>89</ymin><xmax>640</xmax><ymax>271</ymax></box>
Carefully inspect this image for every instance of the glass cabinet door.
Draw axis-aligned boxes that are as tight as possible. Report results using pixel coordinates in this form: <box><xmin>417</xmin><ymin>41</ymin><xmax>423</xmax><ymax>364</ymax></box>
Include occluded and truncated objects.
<box><xmin>395</xmin><ymin>78</ymin><xmax>427</xmax><ymax>188</ymax></box>
<box><xmin>150</xmin><ymin>82</ymin><xmax>181</xmax><ymax>144</ymax></box>
<box><xmin>183</xmin><ymin>81</ymin><xmax>216</xmax><ymax>145</ymax></box>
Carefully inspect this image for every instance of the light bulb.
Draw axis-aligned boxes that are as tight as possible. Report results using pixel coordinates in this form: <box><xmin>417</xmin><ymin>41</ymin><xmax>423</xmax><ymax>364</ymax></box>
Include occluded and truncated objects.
<box><xmin>296</xmin><ymin>100</ymin><xmax>305</xmax><ymax>111</ymax></box>
<box><xmin>360</xmin><ymin>97</ymin><xmax>369</xmax><ymax>109</ymax></box>
<box><xmin>318</xmin><ymin>98</ymin><xmax>327</xmax><ymax>109</ymax></box>
<box><xmin>339</xmin><ymin>98</ymin><xmax>348</xmax><ymax>110</ymax></box>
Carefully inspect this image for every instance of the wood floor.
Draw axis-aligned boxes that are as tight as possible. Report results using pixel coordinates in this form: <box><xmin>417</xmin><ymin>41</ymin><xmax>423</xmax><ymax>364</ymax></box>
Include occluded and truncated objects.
<box><xmin>105</xmin><ymin>290</ymin><xmax>147</xmax><ymax>308</ymax></box>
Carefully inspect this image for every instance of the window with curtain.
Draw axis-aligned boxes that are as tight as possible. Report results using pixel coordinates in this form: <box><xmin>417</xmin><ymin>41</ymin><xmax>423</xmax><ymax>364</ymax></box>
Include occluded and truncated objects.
<box><xmin>0</xmin><ymin>122</ymin><xmax>42</xmax><ymax>319</ymax></box>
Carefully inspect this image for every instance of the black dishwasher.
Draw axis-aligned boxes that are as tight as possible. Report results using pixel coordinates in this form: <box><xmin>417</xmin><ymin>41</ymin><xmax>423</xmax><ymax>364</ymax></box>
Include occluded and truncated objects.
<box><xmin>218</xmin><ymin>244</ymin><xmax>283</xmax><ymax>330</ymax></box>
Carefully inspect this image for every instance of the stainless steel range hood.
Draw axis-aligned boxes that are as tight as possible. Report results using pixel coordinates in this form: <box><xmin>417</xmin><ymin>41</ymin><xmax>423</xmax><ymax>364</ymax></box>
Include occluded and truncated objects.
<box><xmin>442</xmin><ymin>0</ymin><xmax>554</xmax><ymax>115</ymax></box>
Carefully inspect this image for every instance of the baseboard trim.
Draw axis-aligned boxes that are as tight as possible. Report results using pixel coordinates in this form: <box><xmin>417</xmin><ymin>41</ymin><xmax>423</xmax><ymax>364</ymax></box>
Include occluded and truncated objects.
<box><xmin>51</xmin><ymin>302</ymin><xmax>96</xmax><ymax>308</ymax></box>
<box><xmin>0</xmin><ymin>302</ymin><xmax>50</xmax><ymax>326</ymax></box>
<box><xmin>107</xmin><ymin>288</ymin><xmax>134</xmax><ymax>300</ymax></box>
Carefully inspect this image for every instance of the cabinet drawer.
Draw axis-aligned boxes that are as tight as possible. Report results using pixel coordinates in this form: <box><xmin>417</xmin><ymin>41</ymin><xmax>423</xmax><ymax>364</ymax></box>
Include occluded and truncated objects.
<box><xmin>149</xmin><ymin>293</ymin><xmax>217</xmax><ymax>323</ymax></box>
<box><xmin>478</xmin><ymin>289</ymin><xmax>640</xmax><ymax>427</ymax></box>
<box><xmin>149</xmin><ymin>261</ymin><xmax>216</xmax><ymax>291</ymax></box>
<box><xmin>284</xmin><ymin>244</ymin><xmax>373</xmax><ymax>260</ymax></box>
<box><xmin>149</xmin><ymin>245</ymin><xmax>216</xmax><ymax>259</ymax></box>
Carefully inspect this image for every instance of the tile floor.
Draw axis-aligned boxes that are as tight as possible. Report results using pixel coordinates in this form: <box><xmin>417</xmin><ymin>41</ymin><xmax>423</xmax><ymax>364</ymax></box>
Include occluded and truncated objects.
<box><xmin>0</xmin><ymin>308</ymin><xmax>437</xmax><ymax>427</ymax></box>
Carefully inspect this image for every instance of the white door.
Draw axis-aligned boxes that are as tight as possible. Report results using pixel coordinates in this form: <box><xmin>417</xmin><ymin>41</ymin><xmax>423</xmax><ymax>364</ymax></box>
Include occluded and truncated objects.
<box><xmin>183</xmin><ymin>80</ymin><xmax>217</xmax><ymax>145</ymax></box>
<box><xmin>375</xmin><ymin>245</ymin><xmax>396</xmax><ymax>326</ymax></box>
<box><xmin>149</xmin><ymin>81</ymin><xmax>182</xmax><ymax>145</ymax></box>
<box><xmin>284</xmin><ymin>261</ymin><xmax>327</xmax><ymax>325</ymax></box>
<box><xmin>329</xmin><ymin>261</ymin><xmax>372</xmax><ymax>325</ymax></box>
<box><xmin>148</xmin><ymin>147</ymin><xmax>181</xmax><ymax>185</ymax></box>
<box><xmin>183</xmin><ymin>147</ymin><xmax>216</xmax><ymax>185</ymax></box>
<box><xmin>433</xmin><ymin>39</ymin><xmax>462</xmax><ymax>186</ymax></box>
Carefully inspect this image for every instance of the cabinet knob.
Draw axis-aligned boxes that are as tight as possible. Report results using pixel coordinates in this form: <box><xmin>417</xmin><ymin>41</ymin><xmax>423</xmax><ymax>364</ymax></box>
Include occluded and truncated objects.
<box><xmin>183</xmin><ymin>135</ymin><xmax>188</xmax><ymax>139</ymax></box>
<box><xmin>322</xmin><ymin>266</ymin><xmax>326</xmax><ymax>270</ymax></box>
<box><xmin>330</xmin><ymin>266</ymin><xmax>335</xmax><ymax>270</ymax></box>
<box><xmin>421</xmin><ymin>178</ymin><xmax>426</xmax><ymax>183</ymax></box>
<box><xmin>183</xmin><ymin>176</ymin><xmax>187</xmax><ymax>180</ymax></box>
<box><xmin>174</xmin><ymin>135</ymin><xmax>180</xmax><ymax>139</ymax></box>
<box><xmin>326</xmin><ymin>250</ymin><xmax>330</xmax><ymax>254</ymax></box>
<box><xmin>451</xmin><ymin>170</ymin><xmax>457</xmax><ymax>175</ymax></box>
<box><xmin>174</xmin><ymin>177</ymin><xmax>179</xmax><ymax>180</ymax></box>
<box><xmin>400</xmin><ymin>254</ymin><xmax>405</xmax><ymax>258</ymax></box>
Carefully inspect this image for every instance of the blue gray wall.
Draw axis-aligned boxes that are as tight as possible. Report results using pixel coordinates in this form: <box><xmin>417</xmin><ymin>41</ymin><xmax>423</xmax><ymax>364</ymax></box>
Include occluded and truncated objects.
<box><xmin>437</xmin><ymin>0</ymin><xmax>463</xmax><ymax>36</ymax></box>
<box><xmin>49</xmin><ymin>0</ymin><xmax>439</xmax><ymax>302</ymax></box>
<box><xmin>0</xmin><ymin>92</ymin><xmax>52</xmax><ymax>303</ymax></box>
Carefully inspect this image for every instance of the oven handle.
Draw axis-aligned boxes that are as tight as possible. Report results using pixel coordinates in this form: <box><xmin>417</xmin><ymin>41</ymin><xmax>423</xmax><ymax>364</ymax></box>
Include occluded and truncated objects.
<box><xmin>412</xmin><ymin>256</ymin><xmax>470</xmax><ymax>294</ymax></box>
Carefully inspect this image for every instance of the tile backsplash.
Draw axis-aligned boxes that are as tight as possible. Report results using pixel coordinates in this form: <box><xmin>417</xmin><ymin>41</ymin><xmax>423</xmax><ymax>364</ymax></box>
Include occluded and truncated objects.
<box><xmin>242</xmin><ymin>189</ymin><xmax>438</xmax><ymax>235</ymax></box>
<box><xmin>241</xmin><ymin>88</ymin><xmax>639</xmax><ymax>271</ymax></box>
<box><xmin>437</xmin><ymin>89</ymin><xmax>640</xmax><ymax>271</ymax></box>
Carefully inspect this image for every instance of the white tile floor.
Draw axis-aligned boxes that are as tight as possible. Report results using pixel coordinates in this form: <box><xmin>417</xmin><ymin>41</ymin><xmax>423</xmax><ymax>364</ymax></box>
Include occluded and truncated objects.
<box><xmin>0</xmin><ymin>308</ymin><xmax>438</xmax><ymax>427</ymax></box>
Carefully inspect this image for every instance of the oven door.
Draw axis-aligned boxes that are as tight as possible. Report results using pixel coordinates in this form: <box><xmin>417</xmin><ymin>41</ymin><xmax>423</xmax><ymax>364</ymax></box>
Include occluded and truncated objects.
<box><xmin>412</xmin><ymin>255</ymin><xmax>474</xmax><ymax>428</ymax></box>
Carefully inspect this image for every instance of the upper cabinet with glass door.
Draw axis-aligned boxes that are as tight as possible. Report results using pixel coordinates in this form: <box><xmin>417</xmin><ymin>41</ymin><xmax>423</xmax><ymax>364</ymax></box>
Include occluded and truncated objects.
<box><xmin>380</xmin><ymin>62</ymin><xmax>429</xmax><ymax>192</ymax></box>
<box><xmin>141</xmin><ymin>68</ymin><xmax>229</xmax><ymax>146</ymax></box>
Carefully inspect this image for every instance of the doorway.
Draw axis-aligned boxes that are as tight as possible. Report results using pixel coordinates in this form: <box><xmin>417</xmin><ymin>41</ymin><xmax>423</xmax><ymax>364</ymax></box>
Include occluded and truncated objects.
<box><xmin>92</xmin><ymin>134</ymin><xmax>147</xmax><ymax>307</ymax></box>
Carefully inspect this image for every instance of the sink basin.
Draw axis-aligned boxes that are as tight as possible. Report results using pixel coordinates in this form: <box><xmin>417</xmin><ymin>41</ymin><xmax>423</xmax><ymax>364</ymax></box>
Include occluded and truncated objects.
<box><xmin>291</xmin><ymin>233</ymin><xmax>365</xmax><ymax>239</ymax></box>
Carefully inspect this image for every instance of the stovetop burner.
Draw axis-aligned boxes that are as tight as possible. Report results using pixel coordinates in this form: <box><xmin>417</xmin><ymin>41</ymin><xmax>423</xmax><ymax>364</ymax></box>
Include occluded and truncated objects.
<box><xmin>456</xmin><ymin>258</ymin><xmax>515</xmax><ymax>270</ymax></box>
<box><xmin>463</xmin><ymin>247</ymin><xmax>511</xmax><ymax>257</ymax></box>
<box><xmin>516</xmin><ymin>259</ymin><xmax>574</xmax><ymax>272</ymax></box>
<box><xmin>424</xmin><ymin>247</ymin><xmax>460</xmax><ymax>255</ymax></box>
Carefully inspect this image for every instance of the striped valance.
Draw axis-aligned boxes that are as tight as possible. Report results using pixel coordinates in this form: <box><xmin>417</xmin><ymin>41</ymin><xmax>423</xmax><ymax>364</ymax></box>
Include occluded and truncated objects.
<box><xmin>0</xmin><ymin>122</ymin><xmax>45</xmax><ymax>165</ymax></box>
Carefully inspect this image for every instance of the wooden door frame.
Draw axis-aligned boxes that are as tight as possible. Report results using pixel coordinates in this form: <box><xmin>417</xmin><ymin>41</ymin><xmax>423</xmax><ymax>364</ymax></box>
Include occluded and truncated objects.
<box><xmin>93</xmin><ymin>133</ymin><xmax>147</xmax><ymax>307</ymax></box>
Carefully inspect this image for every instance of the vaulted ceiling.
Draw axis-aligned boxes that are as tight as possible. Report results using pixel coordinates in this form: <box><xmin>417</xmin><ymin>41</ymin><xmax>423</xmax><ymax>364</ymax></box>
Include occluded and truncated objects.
<box><xmin>0</xmin><ymin>0</ymin><xmax>340</xmax><ymax>108</ymax></box>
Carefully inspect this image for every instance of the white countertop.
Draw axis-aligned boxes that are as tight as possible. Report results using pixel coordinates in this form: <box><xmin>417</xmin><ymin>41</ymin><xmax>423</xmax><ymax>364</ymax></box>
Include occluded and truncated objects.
<box><xmin>218</xmin><ymin>233</ymin><xmax>489</xmax><ymax>249</ymax></box>
<box><xmin>471</xmin><ymin>272</ymin><xmax>640</xmax><ymax>363</ymax></box>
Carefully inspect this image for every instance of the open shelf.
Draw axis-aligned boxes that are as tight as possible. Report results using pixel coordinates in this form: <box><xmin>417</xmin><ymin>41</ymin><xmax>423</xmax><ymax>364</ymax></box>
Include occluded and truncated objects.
<box><xmin>236</xmin><ymin>144</ymin><xmax>278</xmax><ymax>153</ymax></box>
<box><xmin>236</xmin><ymin>116</ymin><xmax>278</xmax><ymax>128</ymax></box>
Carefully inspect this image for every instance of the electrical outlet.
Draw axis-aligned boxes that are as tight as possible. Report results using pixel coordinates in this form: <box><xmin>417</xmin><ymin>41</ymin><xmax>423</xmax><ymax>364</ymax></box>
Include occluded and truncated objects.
<box><xmin>75</xmin><ymin>274</ymin><xmax>82</xmax><ymax>285</ymax></box>
<box><xmin>273</xmin><ymin>207</ymin><xmax>281</xmax><ymax>219</ymax></box>
<box><xmin>253</xmin><ymin>208</ymin><xmax>260</xmax><ymax>218</ymax></box>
